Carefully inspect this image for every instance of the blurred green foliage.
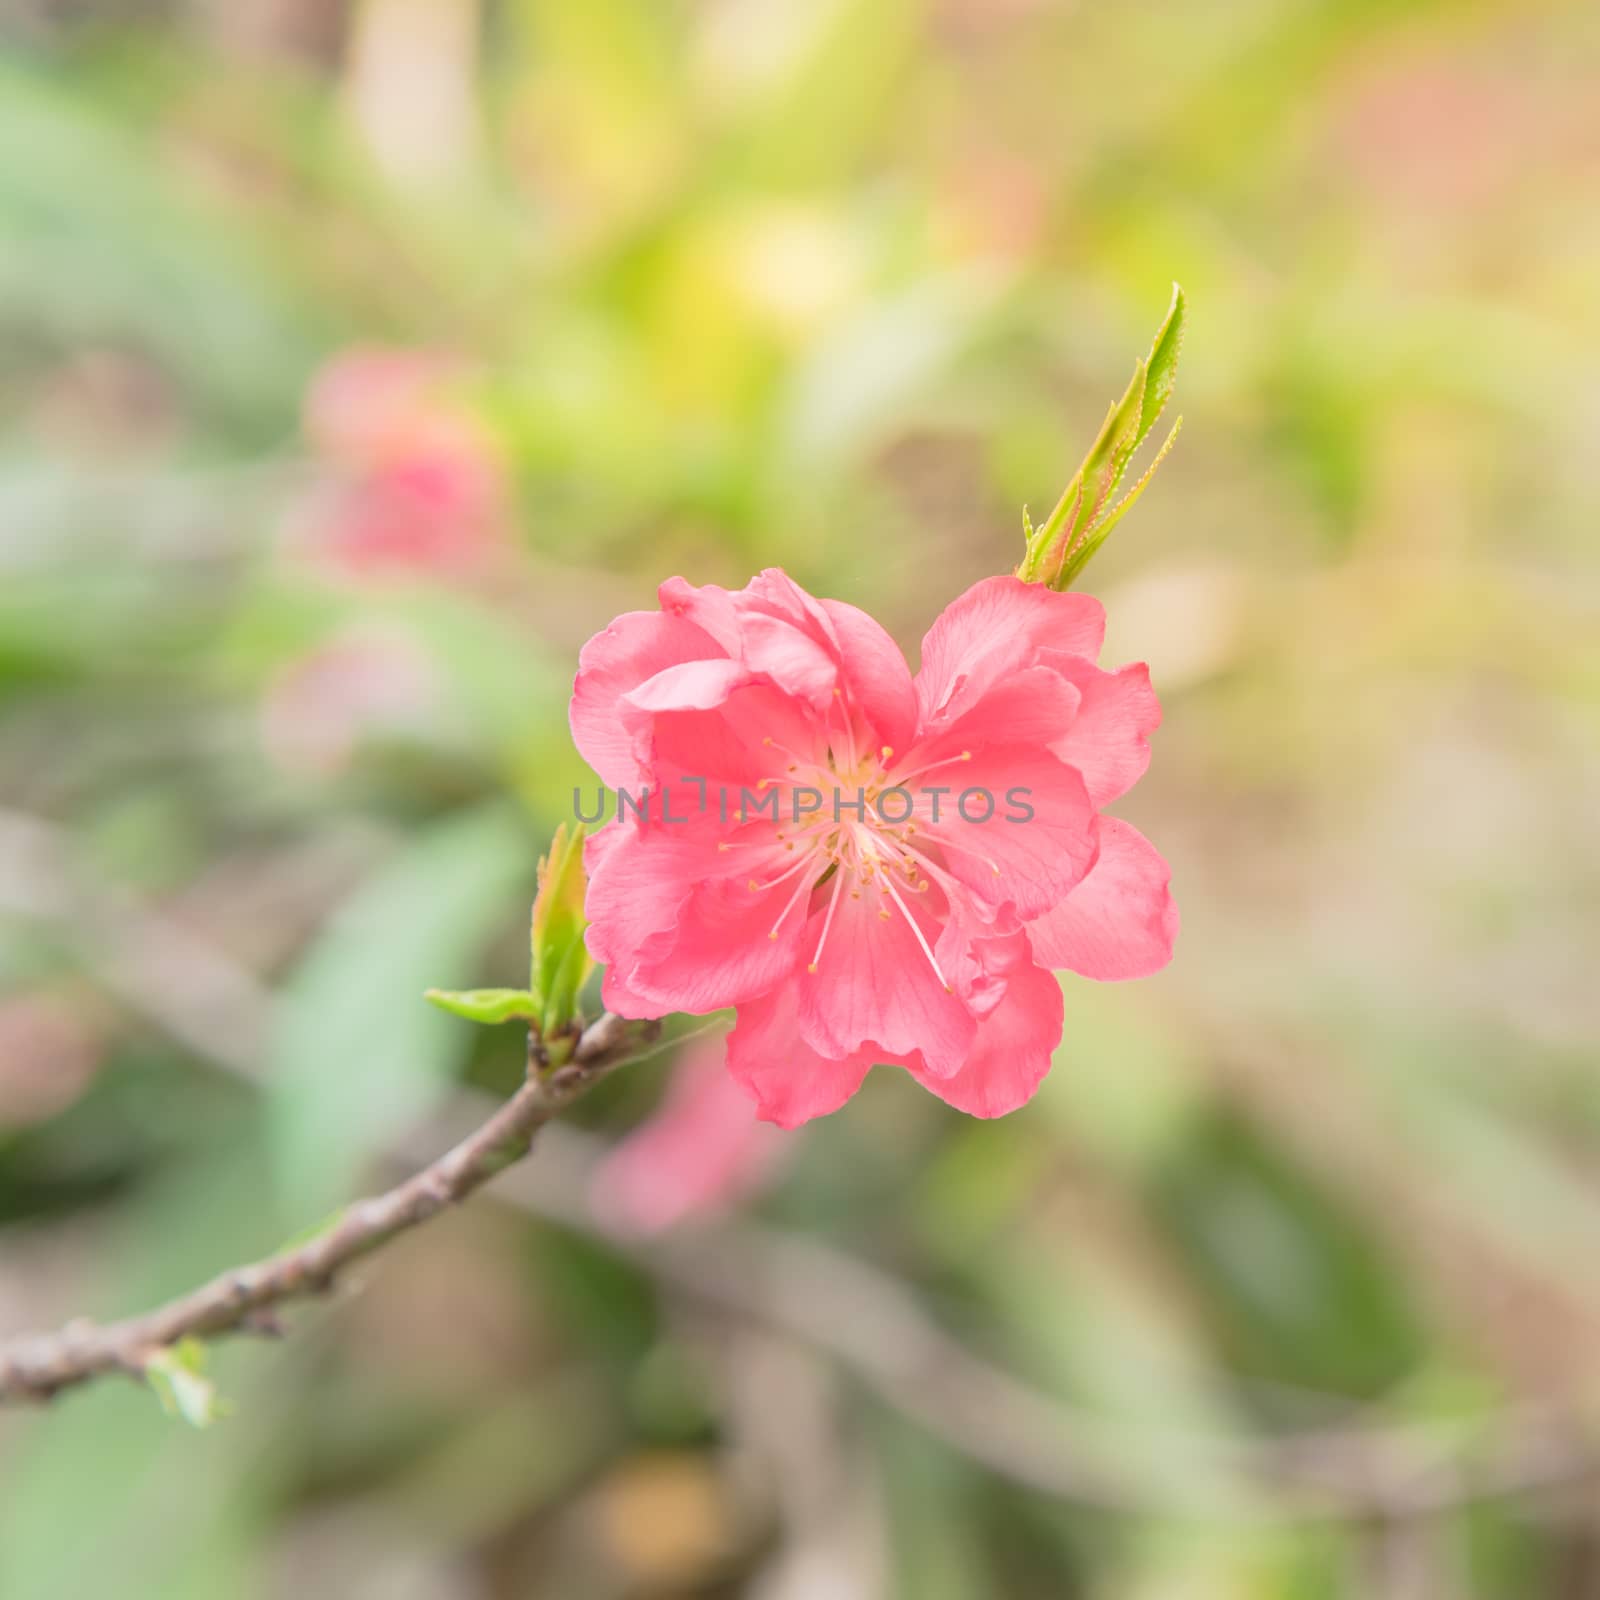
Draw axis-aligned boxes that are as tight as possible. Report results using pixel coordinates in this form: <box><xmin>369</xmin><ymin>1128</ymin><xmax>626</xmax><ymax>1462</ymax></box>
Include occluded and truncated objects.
<box><xmin>2</xmin><ymin>0</ymin><xmax>1598</xmax><ymax>1595</ymax></box>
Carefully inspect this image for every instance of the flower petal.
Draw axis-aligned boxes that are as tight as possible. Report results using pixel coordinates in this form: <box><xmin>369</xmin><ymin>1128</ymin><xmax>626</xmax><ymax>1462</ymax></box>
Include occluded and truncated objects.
<box><xmin>916</xmin><ymin>664</ymin><xmax>1082</xmax><ymax>756</ymax></box>
<box><xmin>585</xmin><ymin>815</ymin><xmax>803</xmax><ymax>1014</ymax></box>
<box><xmin>819</xmin><ymin>598</ymin><xmax>919</xmax><ymax>756</ymax></box>
<box><xmin>581</xmin><ymin>820</ymin><xmax>687</xmax><ymax>972</ymax></box>
<box><xmin>623</xmin><ymin>858</ymin><xmax>811</xmax><ymax>1015</ymax></box>
<box><xmin>1024</xmin><ymin>817</ymin><xmax>1177</xmax><ymax>979</ymax></box>
<box><xmin>727</xmin><ymin>984</ymin><xmax>878</xmax><ymax>1128</ymax></box>
<box><xmin>905</xmin><ymin>741</ymin><xmax>1099</xmax><ymax>920</ymax></box>
<box><xmin>622</xmin><ymin>656</ymin><xmax>753</xmax><ymax>717</ymax></box>
<box><xmin>572</xmin><ymin>608</ymin><xmax>726</xmax><ymax>788</ymax></box>
<box><xmin>646</xmin><ymin>682</ymin><xmax>828</xmax><ymax>793</ymax></box>
<box><xmin>916</xmin><ymin>576</ymin><xmax>1105</xmax><ymax>732</ymax></box>
<box><xmin>656</xmin><ymin>572</ymin><xmax>845</xmax><ymax>715</ymax></box>
<box><xmin>1045</xmin><ymin>656</ymin><xmax>1161</xmax><ymax>807</ymax></box>
<box><xmin>600</xmin><ymin>958</ymin><xmax>674</xmax><ymax>1020</ymax></box>
<box><xmin>906</xmin><ymin>938</ymin><xmax>1063</xmax><ymax>1117</ymax></box>
<box><xmin>659</xmin><ymin>571</ymin><xmax>918</xmax><ymax>752</ymax></box>
<box><xmin>794</xmin><ymin>878</ymin><xmax>976</xmax><ymax>1077</ymax></box>
<box><xmin>739</xmin><ymin>611</ymin><xmax>840</xmax><ymax>708</ymax></box>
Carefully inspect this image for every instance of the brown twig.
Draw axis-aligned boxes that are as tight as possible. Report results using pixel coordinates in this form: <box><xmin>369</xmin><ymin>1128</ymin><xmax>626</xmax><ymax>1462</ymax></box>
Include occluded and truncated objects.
<box><xmin>0</xmin><ymin>1011</ymin><xmax>648</xmax><ymax>1405</ymax></box>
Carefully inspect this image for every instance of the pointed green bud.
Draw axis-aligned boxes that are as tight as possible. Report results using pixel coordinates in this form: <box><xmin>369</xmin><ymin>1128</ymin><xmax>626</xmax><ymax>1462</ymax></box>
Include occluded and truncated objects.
<box><xmin>529</xmin><ymin>821</ymin><xmax>594</xmax><ymax>1050</ymax></box>
<box><xmin>1016</xmin><ymin>283</ymin><xmax>1185</xmax><ymax>590</ymax></box>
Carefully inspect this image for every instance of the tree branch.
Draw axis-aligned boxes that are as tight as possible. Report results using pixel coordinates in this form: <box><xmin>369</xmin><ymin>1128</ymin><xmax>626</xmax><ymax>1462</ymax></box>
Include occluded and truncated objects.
<box><xmin>0</xmin><ymin>1011</ymin><xmax>648</xmax><ymax>1406</ymax></box>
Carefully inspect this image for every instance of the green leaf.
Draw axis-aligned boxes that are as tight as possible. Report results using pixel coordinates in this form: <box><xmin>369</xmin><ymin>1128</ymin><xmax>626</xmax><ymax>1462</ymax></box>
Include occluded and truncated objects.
<box><xmin>424</xmin><ymin>986</ymin><xmax>541</xmax><ymax>1025</ymax></box>
<box><xmin>1016</xmin><ymin>283</ymin><xmax>1186</xmax><ymax>590</ymax></box>
<box><xmin>144</xmin><ymin>1340</ymin><xmax>228</xmax><ymax>1428</ymax></box>
<box><xmin>1139</xmin><ymin>281</ymin><xmax>1186</xmax><ymax>443</ymax></box>
<box><xmin>529</xmin><ymin>822</ymin><xmax>595</xmax><ymax>1046</ymax></box>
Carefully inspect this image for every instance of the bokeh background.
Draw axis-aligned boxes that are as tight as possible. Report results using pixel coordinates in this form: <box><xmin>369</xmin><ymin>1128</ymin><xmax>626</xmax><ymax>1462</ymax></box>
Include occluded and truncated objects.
<box><xmin>2</xmin><ymin>0</ymin><xmax>1598</xmax><ymax>1594</ymax></box>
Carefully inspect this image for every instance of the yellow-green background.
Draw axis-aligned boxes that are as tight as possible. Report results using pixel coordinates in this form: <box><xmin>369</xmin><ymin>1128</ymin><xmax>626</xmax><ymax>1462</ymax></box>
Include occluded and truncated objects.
<box><xmin>2</xmin><ymin>0</ymin><xmax>1597</xmax><ymax>1594</ymax></box>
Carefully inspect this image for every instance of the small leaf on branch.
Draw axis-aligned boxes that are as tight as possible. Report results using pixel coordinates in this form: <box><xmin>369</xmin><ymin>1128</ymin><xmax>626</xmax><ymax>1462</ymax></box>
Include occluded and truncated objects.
<box><xmin>424</xmin><ymin>987</ymin><xmax>543</xmax><ymax>1025</ymax></box>
<box><xmin>1016</xmin><ymin>283</ymin><xmax>1185</xmax><ymax>590</ymax></box>
<box><xmin>144</xmin><ymin>1339</ymin><xmax>229</xmax><ymax>1428</ymax></box>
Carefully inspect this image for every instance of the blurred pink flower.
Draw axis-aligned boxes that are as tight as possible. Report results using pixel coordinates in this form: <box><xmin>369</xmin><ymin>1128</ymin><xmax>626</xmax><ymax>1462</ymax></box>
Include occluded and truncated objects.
<box><xmin>291</xmin><ymin>347</ymin><xmax>505</xmax><ymax>576</ymax></box>
<box><xmin>572</xmin><ymin>571</ymin><xmax>1176</xmax><ymax>1127</ymax></box>
<box><xmin>1335</xmin><ymin>56</ymin><xmax>1549</xmax><ymax>216</ymax></box>
<box><xmin>259</xmin><ymin>628</ymin><xmax>442</xmax><ymax>777</ymax></box>
<box><xmin>591</xmin><ymin>1041</ymin><xmax>788</xmax><ymax>1235</ymax></box>
<box><xmin>0</xmin><ymin>994</ymin><xmax>103</xmax><ymax>1130</ymax></box>
<box><xmin>303</xmin><ymin>348</ymin><xmax>455</xmax><ymax>463</ymax></box>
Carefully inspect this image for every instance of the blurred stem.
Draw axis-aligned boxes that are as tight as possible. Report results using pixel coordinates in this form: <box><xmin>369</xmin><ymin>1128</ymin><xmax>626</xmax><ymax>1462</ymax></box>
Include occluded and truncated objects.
<box><xmin>0</xmin><ymin>1011</ymin><xmax>655</xmax><ymax>1407</ymax></box>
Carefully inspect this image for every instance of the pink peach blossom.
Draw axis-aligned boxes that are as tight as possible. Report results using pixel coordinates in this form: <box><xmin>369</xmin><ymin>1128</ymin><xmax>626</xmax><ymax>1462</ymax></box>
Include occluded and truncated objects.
<box><xmin>0</xmin><ymin>993</ymin><xmax>104</xmax><ymax>1130</ymax></box>
<box><xmin>570</xmin><ymin>571</ymin><xmax>1176</xmax><ymax>1126</ymax></box>
<box><xmin>590</xmin><ymin>1040</ymin><xmax>788</xmax><ymax>1235</ymax></box>
<box><xmin>291</xmin><ymin>347</ymin><xmax>504</xmax><ymax>576</ymax></box>
<box><xmin>303</xmin><ymin>348</ymin><xmax>460</xmax><ymax>466</ymax></box>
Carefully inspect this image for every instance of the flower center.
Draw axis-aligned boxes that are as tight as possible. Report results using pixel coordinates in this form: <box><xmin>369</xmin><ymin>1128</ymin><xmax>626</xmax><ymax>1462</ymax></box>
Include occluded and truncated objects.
<box><xmin>747</xmin><ymin>721</ymin><xmax>971</xmax><ymax>992</ymax></box>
